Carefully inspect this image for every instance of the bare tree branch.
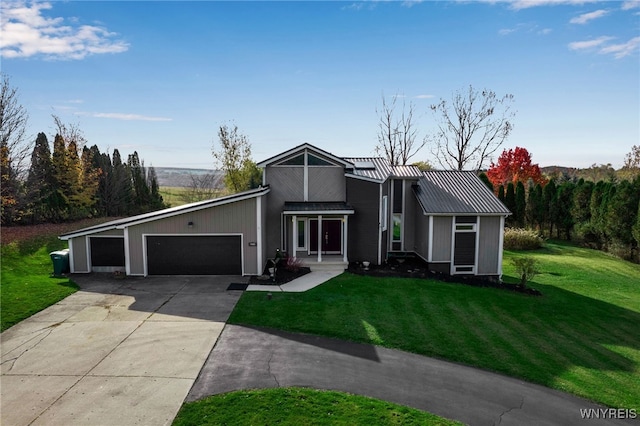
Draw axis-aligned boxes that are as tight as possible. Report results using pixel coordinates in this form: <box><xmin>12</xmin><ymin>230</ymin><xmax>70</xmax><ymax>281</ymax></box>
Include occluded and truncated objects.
<box><xmin>375</xmin><ymin>93</ymin><xmax>424</xmax><ymax>166</ymax></box>
<box><xmin>428</xmin><ymin>85</ymin><xmax>515</xmax><ymax>171</ymax></box>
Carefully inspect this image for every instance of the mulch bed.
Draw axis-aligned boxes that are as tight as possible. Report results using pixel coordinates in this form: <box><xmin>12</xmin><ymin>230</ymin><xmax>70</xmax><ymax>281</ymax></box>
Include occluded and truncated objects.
<box><xmin>248</xmin><ymin>267</ymin><xmax>312</xmax><ymax>285</ymax></box>
<box><xmin>348</xmin><ymin>257</ymin><xmax>542</xmax><ymax>296</ymax></box>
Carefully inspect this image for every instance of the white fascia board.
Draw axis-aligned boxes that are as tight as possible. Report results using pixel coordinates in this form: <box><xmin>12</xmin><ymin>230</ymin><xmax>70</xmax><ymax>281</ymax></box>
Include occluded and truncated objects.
<box><xmin>59</xmin><ymin>225</ymin><xmax>118</xmax><ymax>240</ymax></box>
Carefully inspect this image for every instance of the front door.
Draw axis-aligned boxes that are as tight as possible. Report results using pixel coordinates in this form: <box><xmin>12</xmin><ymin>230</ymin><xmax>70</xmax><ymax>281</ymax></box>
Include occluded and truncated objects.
<box><xmin>309</xmin><ymin>219</ymin><xmax>342</xmax><ymax>254</ymax></box>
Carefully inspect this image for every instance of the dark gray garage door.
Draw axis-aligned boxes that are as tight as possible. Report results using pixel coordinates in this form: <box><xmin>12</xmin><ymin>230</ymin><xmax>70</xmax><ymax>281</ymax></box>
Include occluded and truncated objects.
<box><xmin>90</xmin><ymin>237</ymin><xmax>125</xmax><ymax>267</ymax></box>
<box><xmin>146</xmin><ymin>235</ymin><xmax>242</xmax><ymax>275</ymax></box>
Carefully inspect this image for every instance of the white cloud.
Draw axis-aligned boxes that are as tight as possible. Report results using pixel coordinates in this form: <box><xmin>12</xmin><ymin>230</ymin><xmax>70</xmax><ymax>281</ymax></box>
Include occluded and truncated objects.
<box><xmin>415</xmin><ymin>94</ymin><xmax>435</xmax><ymax>99</ymax></box>
<box><xmin>499</xmin><ymin>28</ymin><xmax>516</xmax><ymax>35</ymax></box>
<box><xmin>568</xmin><ymin>36</ymin><xmax>614</xmax><ymax>50</ymax></box>
<box><xmin>0</xmin><ymin>1</ymin><xmax>128</xmax><ymax>60</ymax></box>
<box><xmin>90</xmin><ymin>112</ymin><xmax>173</xmax><ymax>122</ymax></box>
<box><xmin>570</xmin><ymin>9</ymin><xmax>609</xmax><ymax>24</ymax></box>
<box><xmin>568</xmin><ymin>35</ymin><xmax>639</xmax><ymax>58</ymax></box>
<box><xmin>621</xmin><ymin>1</ymin><xmax>640</xmax><ymax>10</ymax></box>
<box><xmin>507</xmin><ymin>0</ymin><xmax>600</xmax><ymax>10</ymax></box>
<box><xmin>599</xmin><ymin>36</ymin><xmax>640</xmax><ymax>59</ymax></box>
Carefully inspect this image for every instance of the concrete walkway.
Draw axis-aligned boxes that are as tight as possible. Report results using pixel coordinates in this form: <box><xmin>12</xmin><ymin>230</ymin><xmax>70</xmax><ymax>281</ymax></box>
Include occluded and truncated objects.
<box><xmin>1</xmin><ymin>275</ymin><xmax>245</xmax><ymax>426</ymax></box>
<box><xmin>188</xmin><ymin>325</ymin><xmax>635</xmax><ymax>426</ymax></box>
<box><xmin>246</xmin><ymin>270</ymin><xmax>343</xmax><ymax>293</ymax></box>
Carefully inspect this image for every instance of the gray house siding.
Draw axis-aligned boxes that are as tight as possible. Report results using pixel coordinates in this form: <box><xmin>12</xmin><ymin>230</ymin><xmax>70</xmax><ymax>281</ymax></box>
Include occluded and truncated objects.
<box><xmin>308</xmin><ymin>166</ymin><xmax>345</xmax><ymax>201</ymax></box>
<box><xmin>126</xmin><ymin>198</ymin><xmax>259</xmax><ymax>276</ymax></box>
<box><xmin>264</xmin><ymin>166</ymin><xmax>304</xmax><ymax>258</ymax></box>
<box><xmin>69</xmin><ymin>237</ymin><xmax>88</xmax><ymax>273</ymax></box>
<box><xmin>68</xmin><ymin>228</ymin><xmax>124</xmax><ymax>273</ymax></box>
<box><xmin>346</xmin><ymin>177</ymin><xmax>380</xmax><ymax>263</ymax></box>
<box><xmin>478</xmin><ymin>216</ymin><xmax>502</xmax><ymax>275</ymax></box>
<box><xmin>413</xmin><ymin>208</ymin><xmax>429</xmax><ymax>261</ymax></box>
<box><xmin>431</xmin><ymin>216</ymin><xmax>453</xmax><ymax>262</ymax></box>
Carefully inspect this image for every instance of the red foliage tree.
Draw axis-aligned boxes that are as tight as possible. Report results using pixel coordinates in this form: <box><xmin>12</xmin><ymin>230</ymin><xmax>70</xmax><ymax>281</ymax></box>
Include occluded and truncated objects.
<box><xmin>487</xmin><ymin>147</ymin><xmax>546</xmax><ymax>189</ymax></box>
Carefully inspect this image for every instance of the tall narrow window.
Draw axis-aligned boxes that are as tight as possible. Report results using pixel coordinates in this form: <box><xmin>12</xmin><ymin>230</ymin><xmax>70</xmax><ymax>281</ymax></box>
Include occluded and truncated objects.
<box><xmin>392</xmin><ymin>180</ymin><xmax>403</xmax><ymax>251</ymax></box>
<box><xmin>297</xmin><ymin>219</ymin><xmax>306</xmax><ymax>250</ymax></box>
<box><xmin>381</xmin><ymin>195</ymin><xmax>388</xmax><ymax>231</ymax></box>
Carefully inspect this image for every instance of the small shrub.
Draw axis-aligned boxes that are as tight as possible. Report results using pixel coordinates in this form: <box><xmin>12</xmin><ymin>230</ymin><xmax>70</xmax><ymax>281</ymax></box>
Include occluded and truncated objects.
<box><xmin>512</xmin><ymin>256</ymin><xmax>540</xmax><ymax>288</ymax></box>
<box><xmin>503</xmin><ymin>228</ymin><xmax>544</xmax><ymax>250</ymax></box>
<box><xmin>285</xmin><ymin>256</ymin><xmax>304</xmax><ymax>272</ymax></box>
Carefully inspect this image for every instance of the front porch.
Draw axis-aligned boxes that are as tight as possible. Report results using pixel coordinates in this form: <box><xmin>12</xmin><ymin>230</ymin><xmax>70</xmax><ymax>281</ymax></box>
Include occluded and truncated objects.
<box><xmin>297</xmin><ymin>254</ymin><xmax>348</xmax><ymax>271</ymax></box>
<box><xmin>282</xmin><ymin>202</ymin><xmax>354</xmax><ymax>267</ymax></box>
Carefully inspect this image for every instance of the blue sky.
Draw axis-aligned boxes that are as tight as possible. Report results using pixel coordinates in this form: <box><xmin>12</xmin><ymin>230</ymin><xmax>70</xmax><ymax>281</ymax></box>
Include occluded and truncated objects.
<box><xmin>2</xmin><ymin>1</ymin><xmax>639</xmax><ymax>169</ymax></box>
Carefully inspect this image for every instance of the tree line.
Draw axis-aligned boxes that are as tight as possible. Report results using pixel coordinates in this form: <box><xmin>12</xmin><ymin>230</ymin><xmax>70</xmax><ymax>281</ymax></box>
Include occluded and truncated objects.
<box><xmin>483</xmin><ymin>147</ymin><xmax>640</xmax><ymax>262</ymax></box>
<box><xmin>2</xmin><ymin>130</ymin><xmax>164</xmax><ymax>226</ymax></box>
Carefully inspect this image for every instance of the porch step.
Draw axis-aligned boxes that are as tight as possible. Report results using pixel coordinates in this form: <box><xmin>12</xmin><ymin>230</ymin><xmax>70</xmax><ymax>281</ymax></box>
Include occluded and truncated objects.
<box><xmin>302</xmin><ymin>260</ymin><xmax>348</xmax><ymax>272</ymax></box>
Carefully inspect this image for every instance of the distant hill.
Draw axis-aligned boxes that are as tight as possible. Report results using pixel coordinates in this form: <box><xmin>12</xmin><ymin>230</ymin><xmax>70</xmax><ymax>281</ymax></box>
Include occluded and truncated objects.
<box><xmin>155</xmin><ymin>167</ymin><xmax>225</xmax><ymax>188</ymax></box>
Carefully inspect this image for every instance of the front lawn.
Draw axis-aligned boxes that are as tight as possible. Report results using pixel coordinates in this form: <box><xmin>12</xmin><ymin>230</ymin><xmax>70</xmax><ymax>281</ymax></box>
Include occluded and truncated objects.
<box><xmin>1</xmin><ymin>235</ymin><xmax>78</xmax><ymax>331</ymax></box>
<box><xmin>229</xmin><ymin>242</ymin><xmax>640</xmax><ymax>409</ymax></box>
<box><xmin>173</xmin><ymin>387</ymin><xmax>461</xmax><ymax>426</ymax></box>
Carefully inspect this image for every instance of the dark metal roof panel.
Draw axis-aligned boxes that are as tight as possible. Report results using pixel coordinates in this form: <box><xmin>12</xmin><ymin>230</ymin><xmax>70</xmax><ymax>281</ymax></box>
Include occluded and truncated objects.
<box><xmin>283</xmin><ymin>202</ymin><xmax>355</xmax><ymax>214</ymax></box>
<box><xmin>414</xmin><ymin>171</ymin><xmax>511</xmax><ymax>215</ymax></box>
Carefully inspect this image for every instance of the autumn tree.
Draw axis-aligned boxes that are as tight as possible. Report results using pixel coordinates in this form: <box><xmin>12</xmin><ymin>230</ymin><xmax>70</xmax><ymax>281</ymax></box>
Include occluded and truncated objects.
<box><xmin>375</xmin><ymin>94</ymin><xmax>424</xmax><ymax>166</ymax></box>
<box><xmin>487</xmin><ymin>146</ymin><xmax>545</xmax><ymax>188</ymax></box>
<box><xmin>428</xmin><ymin>85</ymin><xmax>515</xmax><ymax>171</ymax></box>
<box><xmin>1</xmin><ymin>74</ymin><xmax>30</xmax><ymax>224</ymax></box>
<box><xmin>213</xmin><ymin>124</ymin><xmax>262</xmax><ymax>193</ymax></box>
<box><xmin>620</xmin><ymin>145</ymin><xmax>640</xmax><ymax>181</ymax></box>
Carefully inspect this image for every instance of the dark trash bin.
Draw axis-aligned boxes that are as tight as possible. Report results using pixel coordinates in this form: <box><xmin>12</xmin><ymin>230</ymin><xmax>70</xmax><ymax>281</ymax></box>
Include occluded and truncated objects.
<box><xmin>50</xmin><ymin>249</ymin><xmax>70</xmax><ymax>276</ymax></box>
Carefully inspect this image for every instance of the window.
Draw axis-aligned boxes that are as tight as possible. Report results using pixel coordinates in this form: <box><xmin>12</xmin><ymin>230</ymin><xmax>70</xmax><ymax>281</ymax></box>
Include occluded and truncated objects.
<box><xmin>393</xmin><ymin>213</ymin><xmax>402</xmax><ymax>241</ymax></box>
<box><xmin>297</xmin><ymin>219</ymin><xmax>306</xmax><ymax>250</ymax></box>
<box><xmin>279</xmin><ymin>154</ymin><xmax>304</xmax><ymax>166</ymax></box>
<box><xmin>307</xmin><ymin>154</ymin><xmax>333</xmax><ymax>166</ymax></box>
<box><xmin>455</xmin><ymin>224</ymin><xmax>476</xmax><ymax>232</ymax></box>
<box><xmin>381</xmin><ymin>196</ymin><xmax>388</xmax><ymax>231</ymax></box>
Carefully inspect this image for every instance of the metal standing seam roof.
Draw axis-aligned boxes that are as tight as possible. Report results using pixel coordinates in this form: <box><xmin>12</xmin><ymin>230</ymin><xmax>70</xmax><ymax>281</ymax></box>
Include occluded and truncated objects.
<box><xmin>414</xmin><ymin>171</ymin><xmax>511</xmax><ymax>215</ymax></box>
<box><xmin>344</xmin><ymin>157</ymin><xmax>423</xmax><ymax>182</ymax></box>
<box><xmin>59</xmin><ymin>186</ymin><xmax>271</xmax><ymax>239</ymax></box>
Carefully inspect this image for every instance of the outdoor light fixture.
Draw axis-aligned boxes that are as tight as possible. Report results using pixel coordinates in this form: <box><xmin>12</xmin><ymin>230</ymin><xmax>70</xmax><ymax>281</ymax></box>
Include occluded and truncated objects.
<box><xmin>188</xmin><ymin>221</ymin><xmax>194</xmax><ymax>228</ymax></box>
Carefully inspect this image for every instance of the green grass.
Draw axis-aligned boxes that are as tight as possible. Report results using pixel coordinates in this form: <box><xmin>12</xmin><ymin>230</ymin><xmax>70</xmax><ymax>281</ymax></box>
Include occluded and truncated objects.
<box><xmin>1</xmin><ymin>235</ymin><xmax>78</xmax><ymax>331</ymax></box>
<box><xmin>229</xmin><ymin>241</ymin><xmax>640</xmax><ymax>409</ymax></box>
<box><xmin>173</xmin><ymin>387</ymin><xmax>461</xmax><ymax>426</ymax></box>
<box><xmin>159</xmin><ymin>186</ymin><xmax>190</xmax><ymax>207</ymax></box>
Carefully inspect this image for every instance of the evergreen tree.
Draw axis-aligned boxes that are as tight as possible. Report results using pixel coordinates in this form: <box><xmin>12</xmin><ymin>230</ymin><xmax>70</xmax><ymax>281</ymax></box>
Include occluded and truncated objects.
<box><xmin>555</xmin><ymin>182</ymin><xmax>575</xmax><ymax>240</ymax></box>
<box><xmin>572</xmin><ymin>179</ymin><xmax>593</xmax><ymax>224</ymax></box>
<box><xmin>146</xmin><ymin>165</ymin><xmax>165</xmax><ymax>211</ymax></box>
<box><xmin>478</xmin><ymin>172</ymin><xmax>494</xmax><ymax>192</ymax></box>
<box><xmin>515</xmin><ymin>181</ymin><xmax>526</xmax><ymax>228</ymax></box>
<box><xmin>498</xmin><ymin>185</ymin><xmax>505</xmax><ymax>204</ymax></box>
<box><xmin>526</xmin><ymin>183</ymin><xmax>544</xmax><ymax>230</ymax></box>
<box><xmin>50</xmin><ymin>134</ymin><xmax>70</xmax><ymax>220</ymax></box>
<box><xmin>633</xmin><ymin>200</ymin><xmax>640</xmax><ymax>254</ymax></box>
<box><xmin>25</xmin><ymin>133</ymin><xmax>55</xmax><ymax>223</ymax></box>
<box><xmin>605</xmin><ymin>180</ymin><xmax>640</xmax><ymax>257</ymax></box>
<box><xmin>504</xmin><ymin>182</ymin><xmax>517</xmax><ymax>226</ymax></box>
<box><xmin>112</xmin><ymin>149</ymin><xmax>133</xmax><ymax>215</ymax></box>
<box><xmin>128</xmin><ymin>151</ymin><xmax>151</xmax><ymax>214</ymax></box>
<box><xmin>543</xmin><ymin>179</ymin><xmax>557</xmax><ymax>236</ymax></box>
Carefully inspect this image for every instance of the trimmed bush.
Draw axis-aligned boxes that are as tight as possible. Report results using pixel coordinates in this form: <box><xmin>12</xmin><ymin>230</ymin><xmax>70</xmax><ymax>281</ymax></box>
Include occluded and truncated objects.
<box><xmin>504</xmin><ymin>228</ymin><xmax>544</xmax><ymax>250</ymax></box>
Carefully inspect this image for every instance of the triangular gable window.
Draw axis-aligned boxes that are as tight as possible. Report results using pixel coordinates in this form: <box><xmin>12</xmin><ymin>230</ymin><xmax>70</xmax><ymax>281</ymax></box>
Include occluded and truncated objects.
<box><xmin>308</xmin><ymin>153</ymin><xmax>334</xmax><ymax>166</ymax></box>
<box><xmin>279</xmin><ymin>154</ymin><xmax>304</xmax><ymax>166</ymax></box>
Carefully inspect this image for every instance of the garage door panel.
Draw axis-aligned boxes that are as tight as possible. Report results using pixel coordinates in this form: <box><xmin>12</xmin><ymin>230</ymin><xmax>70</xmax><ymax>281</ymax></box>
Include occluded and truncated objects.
<box><xmin>147</xmin><ymin>236</ymin><xmax>241</xmax><ymax>275</ymax></box>
<box><xmin>90</xmin><ymin>237</ymin><xmax>125</xmax><ymax>267</ymax></box>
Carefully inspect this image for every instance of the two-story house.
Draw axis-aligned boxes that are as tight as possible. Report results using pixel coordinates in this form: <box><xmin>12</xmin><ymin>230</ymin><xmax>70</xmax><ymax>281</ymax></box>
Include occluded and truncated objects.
<box><xmin>60</xmin><ymin>143</ymin><xmax>510</xmax><ymax>279</ymax></box>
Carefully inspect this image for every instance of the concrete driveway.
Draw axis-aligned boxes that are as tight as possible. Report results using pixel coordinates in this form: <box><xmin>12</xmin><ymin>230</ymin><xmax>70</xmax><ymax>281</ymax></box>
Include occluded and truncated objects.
<box><xmin>1</xmin><ymin>274</ymin><xmax>245</xmax><ymax>426</ymax></box>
